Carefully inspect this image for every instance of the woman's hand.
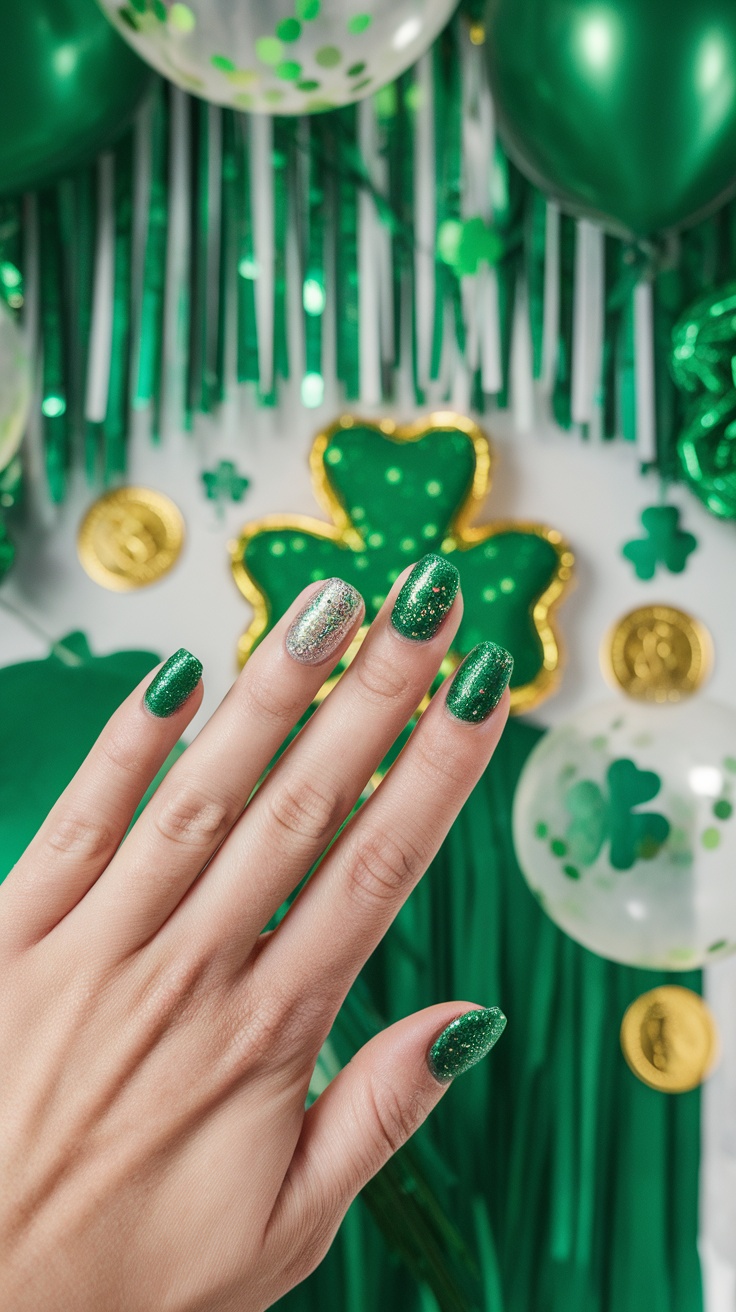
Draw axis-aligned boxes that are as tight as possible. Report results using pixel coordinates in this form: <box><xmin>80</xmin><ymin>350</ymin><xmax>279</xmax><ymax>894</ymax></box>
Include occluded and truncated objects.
<box><xmin>0</xmin><ymin>555</ymin><xmax>511</xmax><ymax>1312</ymax></box>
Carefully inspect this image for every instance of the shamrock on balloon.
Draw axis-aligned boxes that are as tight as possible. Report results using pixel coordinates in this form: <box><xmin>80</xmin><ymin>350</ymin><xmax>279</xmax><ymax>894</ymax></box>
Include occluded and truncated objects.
<box><xmin>231</xmin><ymin>413</ymin><xmax>574</xmax><ymax>713</ymax></box>
<box><xmin>621</xmin><ymin>505</ymin><xmax>697</xmax><ymax>580</ymax></box>
<box><xmin>563</xmin><ymin>757</ymin><xmax>671</xmax><ymax>877</ymax></box>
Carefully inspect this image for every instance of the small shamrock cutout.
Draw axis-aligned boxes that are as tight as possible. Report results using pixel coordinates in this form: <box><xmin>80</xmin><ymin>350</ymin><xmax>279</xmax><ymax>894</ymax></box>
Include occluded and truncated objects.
<box><xmin>202</xmin><ymin>460</ymin><xmax>250</xmax><ymax>506</ymax></box>
<box><xmin>564</xmin><ymin>757</ymin><xmax>671</xmax><ymax>872</ymax></box>
<box><xmin>231</xmin><ymin>415</ymin><xmax>574</xmax><ymax>713</ymax></box>
<box><xmin>622</xmin><ymin>506</ymin><xmax>697</xmax><ymax>580</ymax></box>
<box><xmin>437</xmin><ymin>218</ymin><xmax>503</xmax><ymax>277</ymax></box>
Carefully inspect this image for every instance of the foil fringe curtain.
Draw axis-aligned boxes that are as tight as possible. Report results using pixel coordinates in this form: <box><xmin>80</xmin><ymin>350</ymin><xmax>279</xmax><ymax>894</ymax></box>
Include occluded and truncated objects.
<box><xmin>3</xmin><ymin>17</ymin><xmax>736</xmax><ymax>500</ymax></box>
<box><xmin>283</xmin><ymin>719</ymin><xmax>703</xmax><ymax>1312</ymax></box>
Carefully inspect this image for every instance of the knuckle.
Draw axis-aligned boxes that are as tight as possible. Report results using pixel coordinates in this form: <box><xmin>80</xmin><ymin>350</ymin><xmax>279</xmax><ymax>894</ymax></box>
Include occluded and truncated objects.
<box><xmin>352</xmin><ymin>646</ymin><xmax>411</xmax><ymax>706</ymax></box>
<box><xmin>152</xmin><ymin>786</ymin><xmax>232</xmax><ymax>849</ymax></box>
<box><xmin>240</xmin><ymin>666</ymin><xmax>302</xmax><ymax>727</ymax></box>
<box><xmin>413</xmin><ymin>730</ymin><xmax>469</xmax><ymax>792</ymax></box>
<box><xmin>267</xmin><ymin>775</ymin><xmax>343</xmax><ymax>847</ymax></box>
<box><xmin>365</xmin><ymin>1077</ymin><xmax>423</xmax><ymax>1160</ymax></box>
<box><xmin>97</xmin><ymin>723</ymin><xmax>146</xmax><ymax>779</ymax></box>
<box><xmin>44</xmin><ymin>810</ymin><xmax>114</xmax><ymax>864</ymax></box>
<box><xmin>344</xmin><ymin>831</ymin><xmax>426</xmax><ymax>912</ymax></box>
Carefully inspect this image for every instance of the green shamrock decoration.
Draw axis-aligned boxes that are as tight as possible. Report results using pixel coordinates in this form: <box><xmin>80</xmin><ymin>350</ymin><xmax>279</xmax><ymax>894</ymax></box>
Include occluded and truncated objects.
<box><xmin>231</xmin><ymin>413</ymin><xmax>574</xmax><ymax>713</ymax></box>
<box><xmin>202</xmin><ymin>459</ymin><xmax>250</xmax><ymax>505</ymax></box>
<box><xmin>621</xmin><ymin>505</ymin><xmax>697</xmax><ymax>580</ymax></box>
<box><xmin>437</xmin><ymin>217</ymin><xmax>504</xmax><ymax>278</ymax></box>
<box><xmin>671</xmin><ymin>282</ymin><xmax>736</xmax><ymax>520</ymax></box>
<box><xmin>0</xmin><ymin>632</ymin><xmax>185</xmax><ymax>880</ymax></box>
<box><xmin>563</xmin><ymin>757</ymin><xmax>671</xmax><ymax>876</ymax></box>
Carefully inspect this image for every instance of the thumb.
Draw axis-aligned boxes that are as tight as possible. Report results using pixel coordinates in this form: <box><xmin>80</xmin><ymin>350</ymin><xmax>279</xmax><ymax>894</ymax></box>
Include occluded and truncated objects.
<box><xmin>270</xmin><ymin>1002</ymin><xmax>506</xmax><ymax>1272</ymax></box>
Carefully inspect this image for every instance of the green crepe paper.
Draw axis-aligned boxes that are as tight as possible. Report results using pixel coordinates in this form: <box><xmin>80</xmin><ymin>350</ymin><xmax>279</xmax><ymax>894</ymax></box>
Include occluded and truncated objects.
<box><xmin>0</xmin><ymin>633</ymin><xmax>181</xmax><ymax>880</ymax></box>
<box><xmin>235</xmin><ymin>420</ymin><xmax>569</xmax><ymax>702</ymax></box>
<box><xmin>622</xmin><ymin>505</ymin><xmax>698</xmax><ymax>580</ymax></box>
<box><xmin>281</xmin><ymin>718</ymin><xmax>702</xmax><ymax>1312</ymax></box>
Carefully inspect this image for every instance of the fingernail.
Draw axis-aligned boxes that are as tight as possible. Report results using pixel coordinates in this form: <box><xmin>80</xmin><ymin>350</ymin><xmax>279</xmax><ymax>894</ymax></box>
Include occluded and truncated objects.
<box><xmin>428</xmin><ymin>1007</ymin><xmax>507</xmax><ymax>1082</ymax></box>
<box><xmin>391</xmin><ymin>553</ymin><xmax>460</xmax><ymax>642</ymax></box>
<box><xmin>144</xmin><ymin>648</ymin><xmax>203</xmax><ymax>718</ymax></box>
<box><xmin>286</xmin><ymin>578</ymin><xmax>363</xmax><ymax>665</ymax></box>
<box><xmin>446</xmin><ymin>641</ymin><xmax>513</xmax><ymax>723</ymax></box>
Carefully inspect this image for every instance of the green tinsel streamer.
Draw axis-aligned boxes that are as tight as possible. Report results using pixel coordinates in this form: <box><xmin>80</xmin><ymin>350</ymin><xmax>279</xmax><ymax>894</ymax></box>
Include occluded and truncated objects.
<box><xmin>38</xmin><ymin>186</ymin><xmax>69</xmax><ymax>502</ymax></box>
<box><xmin>234</xmin><ymin>114</ymin><xmax>259</xmax><ymax>386</ymax></box>
<box><xmin>104</xmin><ymin>135</ymin><xmax>135</xmax><ymax>481</ymax></box>
<box><xmin>188</xmin><ymin>100</ymin><xmax>213</xmax><ymax>421</ymax></box>
<box><xmin>552</xmin><ymin>214</ymin><xmax>576</xmax><ymax>429</ymax></box>
<box><xmin>273</xmin><ymin>119</ymin><xmax>293</xmax><ymax>400</ymax></box>
<box><xmin>135</xmin><ymin>84</ymin><xmax>169</xmax><ymax>439</ymax></box>
<box><xmin>332</xmin><ymin>108</ymin><xmax>361</xmax><ymax>401</ymax></box>
<box><xmin>527</xmin><ymin>192</ymin><xmax>547</xmax><ymax>380</ymax></box>
<box><xmin>431</xmin><ymin>27</ymin><xmax>464</xmax><ymax>384</ymax></box>
<box><xmin>492</xmin><ymin>150</ymin><xmax>525</xmax><ymax>410</ymax></box>
<box><xmin>302</xmin><ymin>121</ymin><xmax>326</xmax><ymax>387</ymax></box>
<box><xmin>217</xmin><ymin>110</ymin><xmax>236</xmax><ymax>410</ymax></box>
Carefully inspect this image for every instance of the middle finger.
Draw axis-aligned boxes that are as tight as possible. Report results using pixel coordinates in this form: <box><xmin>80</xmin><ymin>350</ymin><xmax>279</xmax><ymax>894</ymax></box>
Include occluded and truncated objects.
<box><xmin>162</xmin><ymin>553</ymin><xmax>462</xmax><ymax>967</ymax></box>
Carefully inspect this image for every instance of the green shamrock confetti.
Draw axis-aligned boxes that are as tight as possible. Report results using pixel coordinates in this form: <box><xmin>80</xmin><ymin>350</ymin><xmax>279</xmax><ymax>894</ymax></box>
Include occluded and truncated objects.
<box><xmin>231</xmin><ymin>415</ymin><xmax>573</xmax><ymax>713</ymax></box>
<box><xmin>437</xmin><ymin>217</ymin><xmax>503</xmax><ymax>278</ymax></box>
<box><xmin>621</xmin><ymin>505</ymin><xmax>697</xmax><ymax>580</ymax></box>
<box><xmin>202</xmin><ymin>460</ymin><xmax>250</xmax><ymax>505</ymax></box>
<box><xmin>564</xmin><ymin>757</ymin><xmax>671</xmax><ymax>874</ymax></box>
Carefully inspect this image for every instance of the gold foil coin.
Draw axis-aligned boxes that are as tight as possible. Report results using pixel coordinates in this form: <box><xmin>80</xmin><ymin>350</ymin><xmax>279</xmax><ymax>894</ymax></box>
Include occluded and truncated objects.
<box><xmin>604</xmin><ymin>604</ymin><xmax>712</xmax><ymax>702</ymax></box>
<box><xmin>620</xmin><ymin>986</ymin><xmax>718</xmax><ymax>1093</ymax></box>
<box><xmin>77</xmin><ymin>487</ymin><xmax>184</xmax><ymax>591</ymax></box>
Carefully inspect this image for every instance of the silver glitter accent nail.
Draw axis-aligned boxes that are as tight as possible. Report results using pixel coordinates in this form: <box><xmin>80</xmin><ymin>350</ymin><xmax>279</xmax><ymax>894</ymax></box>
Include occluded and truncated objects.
<box><xmin>285</xmin><ymin>578</ymin><xmax>363</xmax><ymax>665</ymax></box>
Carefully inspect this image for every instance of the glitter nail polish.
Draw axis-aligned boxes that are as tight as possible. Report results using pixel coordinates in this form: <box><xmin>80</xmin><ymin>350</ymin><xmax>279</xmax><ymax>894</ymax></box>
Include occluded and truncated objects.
<box><xmin>428</xmin><ymin>1007</ymin><xmax>507</xmax><ymax>1082</ymax></box>
<box><xmin>144</xmin><ymin>648</ymin><xmax>203</xmax><ymax>718</ymax></box>
<box><xmin>446</xmin><ymin>641</ymin><xmax>514</xmax><ymax>723</ymax></box>
<box><xmin>390</xmin><ymin>553</ymin><xmax>460</xmax><ymax>641</ymax></box>
<box><xmin>285</xmin><ymin>578</ymin><xmax>363</xmax><ymax>665</ymax></box>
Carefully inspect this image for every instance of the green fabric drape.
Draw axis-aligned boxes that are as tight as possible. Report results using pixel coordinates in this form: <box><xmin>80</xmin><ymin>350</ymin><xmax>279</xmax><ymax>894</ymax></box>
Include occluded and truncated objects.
<box><xmin>282</xmin><ymin>718</ymin><xmax>703</xmax><ymax>1312</ymax></box>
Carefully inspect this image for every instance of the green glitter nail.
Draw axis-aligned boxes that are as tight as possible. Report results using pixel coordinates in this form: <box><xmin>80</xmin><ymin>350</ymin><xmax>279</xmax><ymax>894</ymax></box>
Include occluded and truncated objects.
<box><xmin>428</xmin><ymin>1007</ymin><xmax>507</xmax><ymax>1082</ymax></box>
<box><xmin>144</xmin><ymin>649</ymin><xmax>202</xmax><ymax>718</ymax></box>
<box><xmin>391</xmin><ymin>553</ymin><xmax>459</xmax><ymax>641</ymax></box>
<box><xmin>446</xmin><ymin>641</ymin><xmax>513</xmax><ymax>723</ymax></box>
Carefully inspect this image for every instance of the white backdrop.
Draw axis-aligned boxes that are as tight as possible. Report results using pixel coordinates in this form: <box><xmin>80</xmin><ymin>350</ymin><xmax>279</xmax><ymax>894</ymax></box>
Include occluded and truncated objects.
<box><xmin>2</xmin><ymin>380</ymin><xmax>736</xmax><ymax>1308</ymax></box>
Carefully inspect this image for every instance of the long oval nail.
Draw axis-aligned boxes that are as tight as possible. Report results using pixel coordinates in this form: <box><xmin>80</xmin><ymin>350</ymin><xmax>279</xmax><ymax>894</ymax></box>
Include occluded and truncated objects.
<box><xmin>144</xmin><ymin>649</ymin><xmax>202</xmax><ymax>718</ymax></box>
<box><xmin>391</xmin><ymin>553</ymin><xmax>460</xmax><ymax>641</ymax></box>
<box><xmin>286</xmin><ymin>578</ymin><xmax>363</xmax><ymax>665</ymax></box>
<box><xmin>428</xmin><ymin>1007</ymin><xmax>507</xmax><ymax>1082</ymax></box>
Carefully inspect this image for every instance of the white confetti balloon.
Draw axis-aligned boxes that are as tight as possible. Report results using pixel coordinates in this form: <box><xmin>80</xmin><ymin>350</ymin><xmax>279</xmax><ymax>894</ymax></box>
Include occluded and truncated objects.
<box><xmin>0</xmin><ymin>301</ymin><xmax>30</xmax><ymax>472</ymax></box>
<box><xmin>512</xmin><ymin>697</ymin><xmax>736</xmax><ymax>971</ymax></box>
<box><xmin>98</xmin><ymin>0</ymin><xmax>456</xmax><ymax>113</ymax></box>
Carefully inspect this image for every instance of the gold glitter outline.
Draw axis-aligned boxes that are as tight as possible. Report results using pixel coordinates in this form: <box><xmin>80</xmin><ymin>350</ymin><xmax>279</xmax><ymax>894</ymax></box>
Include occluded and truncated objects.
<box><xmin>230</xmin><ymin>411</ymin><xmax>574</xmax><ymax>714</ymax></box>
<box><xmin>77</xmin><ymin>486</ymin><xmax>185</xmax><ymax>592</ymax></box>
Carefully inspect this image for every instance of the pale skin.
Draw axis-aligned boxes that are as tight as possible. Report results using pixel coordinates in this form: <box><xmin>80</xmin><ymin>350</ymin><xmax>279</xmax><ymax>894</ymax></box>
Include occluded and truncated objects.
<box><xmin>0</xmin><ymin>567</ymin><xmax>509</xmax><ymax>1311</ymax></box>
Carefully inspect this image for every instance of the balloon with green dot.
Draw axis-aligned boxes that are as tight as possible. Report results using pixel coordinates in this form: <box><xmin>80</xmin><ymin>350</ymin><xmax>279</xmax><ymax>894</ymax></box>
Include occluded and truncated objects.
<box><xmin>513</xmin><ymin>696</ymin><xmax>736</xmax><ymax>970</ymax></box>
<box><xmin>99</xmin><ymin>0</ymin><xmax>458</xmax><ymax>114</ymax></box>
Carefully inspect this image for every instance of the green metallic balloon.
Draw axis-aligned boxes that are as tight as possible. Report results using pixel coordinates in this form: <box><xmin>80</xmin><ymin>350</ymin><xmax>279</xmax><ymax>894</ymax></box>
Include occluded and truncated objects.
<box><xmin>485</xmin><ymin>0</ymin><xmax>736</xmax><ymax>236</ymax></box>
<box><xmin>0</xmin><ymin>0</ymin><xmax>153</xmax><ymax>196</ymax></box>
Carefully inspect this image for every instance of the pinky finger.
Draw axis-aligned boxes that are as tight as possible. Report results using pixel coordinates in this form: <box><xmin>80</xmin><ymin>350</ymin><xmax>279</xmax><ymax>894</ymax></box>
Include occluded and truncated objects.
<box><xmin>267</xmin><ymin>1003</ymin><xmax>506</xmax><ymax>1270</ymax></box>
<box><xmin>0</xmin><ymin>649</ymin><xmax>203</xmax><ymax>952</ymax></box>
